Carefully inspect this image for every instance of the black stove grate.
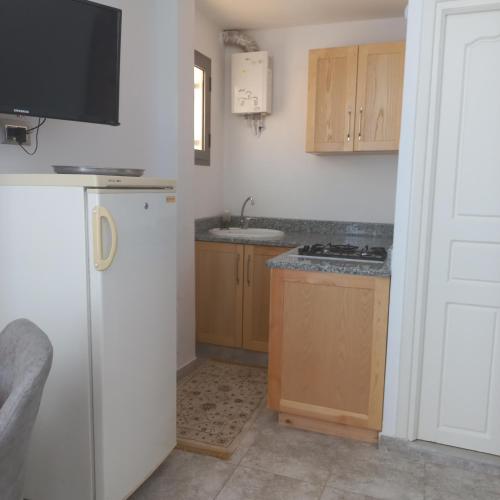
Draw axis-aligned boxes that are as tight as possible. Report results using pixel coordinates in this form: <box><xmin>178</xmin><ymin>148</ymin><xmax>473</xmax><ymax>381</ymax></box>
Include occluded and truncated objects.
<box><xmin>297</xmin><ymin>243</ymin><xmax>387</xmax><ymax>262</ymax></box>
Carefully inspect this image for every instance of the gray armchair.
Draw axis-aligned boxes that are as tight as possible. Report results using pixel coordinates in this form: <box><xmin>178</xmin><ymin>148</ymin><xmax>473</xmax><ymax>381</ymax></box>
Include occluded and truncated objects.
<box><xmin>0</xmin><ymin>319</ymin><xmax>53</xmax><ymax>500</ymax></box>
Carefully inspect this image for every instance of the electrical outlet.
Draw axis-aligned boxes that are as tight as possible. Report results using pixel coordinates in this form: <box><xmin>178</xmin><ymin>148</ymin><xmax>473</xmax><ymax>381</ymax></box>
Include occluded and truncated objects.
<box><xmin>6</xmin><ymin>125</ymin><xmax>28</xmax><ymax>145</ymax></box>
<box><xmin>1</xmin><ymin>120</ymin><xmax>31</xmax><ymax>146</ymax></box>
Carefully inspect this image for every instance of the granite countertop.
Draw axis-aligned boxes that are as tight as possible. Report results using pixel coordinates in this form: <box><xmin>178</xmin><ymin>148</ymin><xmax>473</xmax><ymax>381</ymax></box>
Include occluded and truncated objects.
<box><xmin>266</xmin><ymin>247</ymin><xmax>392</xmax><ymax>277</ymax></box>
<box><xmin>195</xmin><ymin>216</ymin><xmax>393</xmax><ymax>277</ymax></box>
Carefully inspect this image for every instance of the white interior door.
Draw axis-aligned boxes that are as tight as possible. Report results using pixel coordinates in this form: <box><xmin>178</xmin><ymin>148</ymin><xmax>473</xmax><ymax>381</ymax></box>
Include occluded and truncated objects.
<box><xmin>418</xmin><ymin>4</ymin><xmax>500</xmax><ymax>455</ymax></box>
<box><xmin>87</xmin><ymin>189</ymin><xmax>177</xmax><ymax>500</ymax></box>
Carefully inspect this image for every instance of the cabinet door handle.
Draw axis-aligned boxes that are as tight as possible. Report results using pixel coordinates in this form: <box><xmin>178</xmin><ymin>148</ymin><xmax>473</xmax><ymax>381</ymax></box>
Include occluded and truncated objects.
<box><xmin>347</xmin><ymin>110</ymin><xmax>352</xmax><ymax>142</ymax></box>
<box><xmin>247</xmin><ymin>255</ymin><xmax>252</xmax><ymax>286</ymax></box>
<box><xmin>236</xmin><ymin>254</ymin><xmax>240</xmax><ymax>285</ymax></box>
<box><xmin>358</xmin><ymin>106</ymin><xmax>363</xmax><ymax>141</ymax></box>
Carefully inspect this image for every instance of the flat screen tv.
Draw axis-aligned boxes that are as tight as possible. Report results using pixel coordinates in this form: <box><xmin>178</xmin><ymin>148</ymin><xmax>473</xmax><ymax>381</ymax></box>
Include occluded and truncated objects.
<box><xmin>0</xmin><ymin>0</ymin><xmax>122</xmax><ymax>126</ymax></box>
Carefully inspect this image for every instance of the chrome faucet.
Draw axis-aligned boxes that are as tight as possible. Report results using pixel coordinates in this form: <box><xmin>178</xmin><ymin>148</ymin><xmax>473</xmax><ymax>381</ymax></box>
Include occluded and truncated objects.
<box><xmin>240</xmin><ymin>196</ymin><xmax>255</xmax><ymax>229</ymax></box>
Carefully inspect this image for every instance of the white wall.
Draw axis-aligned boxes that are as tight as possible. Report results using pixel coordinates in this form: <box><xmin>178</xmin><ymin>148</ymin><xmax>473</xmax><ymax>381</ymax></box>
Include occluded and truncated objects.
<box><xmin>194</xmin><ymin>10</ymin><xmax>225</xmax><ymax>218</ymax></box>
<box><xmin>0</xmin><ymin>0</ymin><xmax>174</xmax><ymax>178</ymax></box>
<box><xmin>382</xmin><ymin>0</ymin><xmax>422</xmax><ymax>438</ymax></box>
<box><xmin>223</xmin><ymin>18</ymin><xmax>406</xmax><ymax>223</ymax></box>
<box><xmin>0</xmin><ymin>0</ymin><xmax>197</xmax><ymax>370</ymax></box>
<box><xmin>176</xmin><ymin>0</ymin><xmax>197</xmax><ymax>369</ymax></box>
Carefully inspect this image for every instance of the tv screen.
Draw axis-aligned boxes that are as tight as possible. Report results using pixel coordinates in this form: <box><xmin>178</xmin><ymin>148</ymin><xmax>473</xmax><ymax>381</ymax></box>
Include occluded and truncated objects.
<box><xmin>0</xmin><ymin>0</ymin><xmax>122</xmax><ymax>126</ymax></box>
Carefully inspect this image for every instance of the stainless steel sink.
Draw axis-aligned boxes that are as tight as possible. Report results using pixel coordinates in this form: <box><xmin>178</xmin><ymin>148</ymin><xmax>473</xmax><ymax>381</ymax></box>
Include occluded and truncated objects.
<box><xmin>209</xmin><ymin>227</ymin><xmax>285</xmax><ymax>241</ymax></box>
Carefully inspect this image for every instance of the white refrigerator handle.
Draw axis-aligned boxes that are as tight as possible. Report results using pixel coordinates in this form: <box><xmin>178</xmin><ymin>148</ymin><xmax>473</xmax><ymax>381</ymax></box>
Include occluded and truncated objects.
<box><xmin>92</xmin><ymin>206</ymin><xmax>118</xmax><ymax>271</ymax></box>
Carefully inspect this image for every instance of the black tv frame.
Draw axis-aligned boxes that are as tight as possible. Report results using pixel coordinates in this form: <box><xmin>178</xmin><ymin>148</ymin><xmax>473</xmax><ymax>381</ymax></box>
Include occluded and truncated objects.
<box><xmin>0</xmin><ymin>0</ymin><xmax>122</xmax><ymax>126</ymax></box>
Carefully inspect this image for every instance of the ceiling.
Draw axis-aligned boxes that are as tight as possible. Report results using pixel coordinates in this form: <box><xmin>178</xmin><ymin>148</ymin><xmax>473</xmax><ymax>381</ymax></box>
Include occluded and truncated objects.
<box><xmin>196</xmin><ymin>0</ymin><xmax>407</xmax><ymax>30</ymax></box>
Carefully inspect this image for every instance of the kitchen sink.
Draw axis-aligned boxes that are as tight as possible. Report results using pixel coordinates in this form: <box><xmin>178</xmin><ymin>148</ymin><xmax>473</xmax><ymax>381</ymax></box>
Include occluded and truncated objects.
<box><xmin>209</xmin><ymin>227</ymin><xmax>285</xmax><ymax>241</ymax></box>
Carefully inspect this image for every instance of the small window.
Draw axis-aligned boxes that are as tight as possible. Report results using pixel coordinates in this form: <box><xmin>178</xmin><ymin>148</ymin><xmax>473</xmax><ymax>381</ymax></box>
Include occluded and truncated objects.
<box><xmin>194</xmin><ymin>50</ymin><xmax>211</xmax><ymax>166</ymax></box>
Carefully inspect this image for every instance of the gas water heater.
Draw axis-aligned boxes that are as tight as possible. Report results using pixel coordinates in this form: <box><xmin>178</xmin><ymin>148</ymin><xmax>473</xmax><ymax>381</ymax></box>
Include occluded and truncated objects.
<box><xmin>231</xmin><ymin>51</ymin><xmax>272</xmax><ymax>115</ymax></box>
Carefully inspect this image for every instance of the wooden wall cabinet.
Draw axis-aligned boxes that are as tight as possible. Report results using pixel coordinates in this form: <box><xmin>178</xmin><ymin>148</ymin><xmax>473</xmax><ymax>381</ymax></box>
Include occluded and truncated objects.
<box><xmin>306</xmin><ymin>41</ymin><xmax>405</xmax><ymax>153</ymax></box>
<box><xmin>196</xmin><ymin>241</ymin><xmax>285</xmax><ymax>352</ymax></box>
<box><xmin>268</xmin><ymin>269</ymin><xmax>390</xmax><ymax>442</ymax></box>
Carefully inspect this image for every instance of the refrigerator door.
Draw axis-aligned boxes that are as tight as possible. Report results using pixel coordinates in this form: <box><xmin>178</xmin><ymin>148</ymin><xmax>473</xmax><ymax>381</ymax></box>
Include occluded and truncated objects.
<box><xmin>86</xmin><ymin>189</ymin><xmax>177</xmax><ymax>500</ymax></box>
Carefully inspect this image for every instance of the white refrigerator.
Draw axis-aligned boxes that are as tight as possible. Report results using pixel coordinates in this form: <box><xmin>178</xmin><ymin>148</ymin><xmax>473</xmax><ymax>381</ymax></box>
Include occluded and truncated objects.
<box><xmin>0</xmin><ymin>174</ymin><xmax>177</xmax><ymax>500</ymax></box>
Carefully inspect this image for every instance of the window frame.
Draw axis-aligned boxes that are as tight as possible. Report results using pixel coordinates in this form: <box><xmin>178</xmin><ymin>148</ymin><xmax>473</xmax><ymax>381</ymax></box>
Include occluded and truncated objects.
<box><xmin>194</xmin><ymin>50</ymin><xmax>212</xmax><ymax>166</ymax></box>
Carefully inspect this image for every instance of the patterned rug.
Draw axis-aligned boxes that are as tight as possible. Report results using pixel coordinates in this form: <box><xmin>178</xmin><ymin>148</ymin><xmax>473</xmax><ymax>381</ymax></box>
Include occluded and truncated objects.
<box><xmin>177</xmin><ymin>360</ymin><xmax>267</xmax><ymax>459</ymax></box>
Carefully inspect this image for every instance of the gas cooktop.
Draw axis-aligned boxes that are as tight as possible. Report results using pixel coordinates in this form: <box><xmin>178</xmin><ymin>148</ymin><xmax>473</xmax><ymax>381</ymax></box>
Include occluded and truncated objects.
<box><xmin>296</xmin><ymin>243</ymin><xmax>387</xmax><ymax>263</ymax></box>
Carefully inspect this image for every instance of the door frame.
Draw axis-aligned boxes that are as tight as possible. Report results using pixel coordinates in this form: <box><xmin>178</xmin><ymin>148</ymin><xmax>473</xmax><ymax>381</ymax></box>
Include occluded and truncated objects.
<box><xmin>384</xmin><ymin>0</ymin><xmax>500</xmax><ymax>441</ymax></box>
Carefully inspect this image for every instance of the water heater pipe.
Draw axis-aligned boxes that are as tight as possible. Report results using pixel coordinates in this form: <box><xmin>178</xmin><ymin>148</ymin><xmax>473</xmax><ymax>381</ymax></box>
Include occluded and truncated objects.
<box><xmin>222</xmin><ymin>30</ymin><xmax>259</xmax><ymax>52</ymax></box>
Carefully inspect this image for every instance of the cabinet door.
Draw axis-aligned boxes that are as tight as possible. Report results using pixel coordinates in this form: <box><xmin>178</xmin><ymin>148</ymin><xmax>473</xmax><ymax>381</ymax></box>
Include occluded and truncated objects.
<box><xmin>195</xmin><ymin>242</ymin><xmax>244</xmax><ymax>347</ymax></box>
<box><xmin>268</xmin><ymin>270</ymin><xmax>390</xmax><ymax>431</ymax></box>
<box><xmin>243</xmin><ymin>245</ymin><xmax>287</xmax><ymax>352</ymax></box>
<box><xmin>306</xmin><ymin>46</ymin><xmax>358</xmax><ymax>153</ymax></box>
<box><xmin>354</xmin><ymin>41</ymin><xmax>405</xmax><ymax>152</ymax></box>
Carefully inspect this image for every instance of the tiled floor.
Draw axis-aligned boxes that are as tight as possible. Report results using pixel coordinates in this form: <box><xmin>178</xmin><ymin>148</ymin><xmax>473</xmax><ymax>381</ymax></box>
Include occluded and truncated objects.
<box><xmin>130</xmin><ymin>406</ymin><xmax>500</xmax><ymax>500</ymax></box>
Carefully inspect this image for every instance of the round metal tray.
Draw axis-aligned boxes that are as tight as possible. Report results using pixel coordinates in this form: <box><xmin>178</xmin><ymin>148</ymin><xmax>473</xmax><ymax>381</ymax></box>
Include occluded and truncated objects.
<box><xmin>53</xmin><ymin>166</ymin><xmax>145</xmax><ymax>177</ymax></box>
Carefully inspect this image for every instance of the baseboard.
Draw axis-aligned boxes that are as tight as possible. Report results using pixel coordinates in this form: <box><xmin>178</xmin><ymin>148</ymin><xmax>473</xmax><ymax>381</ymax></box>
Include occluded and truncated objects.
<box><xmin>177</xmin><ymin>357</ymin><xmax>202</xmax><ymax>381</ymax></box>
<box><xmin>279</xmin><ymin>412</ymin><xmax>379</xmax><ymax>444</ymax></box>
<box><xmin>196</xmin><ymin>342</ymin><xmax>268</xmax><ymax>367</ymax></box>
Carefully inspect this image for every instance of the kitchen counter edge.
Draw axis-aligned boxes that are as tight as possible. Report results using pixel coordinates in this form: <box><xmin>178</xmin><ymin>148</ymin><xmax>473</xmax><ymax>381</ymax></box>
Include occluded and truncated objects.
<box><xmin>195</xmin><ymin>230</ymin><xmax>392</xmax><ymax>277</ymax></box>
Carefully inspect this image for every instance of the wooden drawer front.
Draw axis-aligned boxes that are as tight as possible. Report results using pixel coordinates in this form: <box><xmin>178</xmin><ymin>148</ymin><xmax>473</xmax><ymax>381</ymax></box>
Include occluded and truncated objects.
<box><xmin>282</xmin><ymin>281</ymin><xmax>374</xmax><ymax>421</ymax></box>
<box><xmin>268</xmin><ymin>270</ymin><xmax>390</xmax><ymax>431</ymax></box>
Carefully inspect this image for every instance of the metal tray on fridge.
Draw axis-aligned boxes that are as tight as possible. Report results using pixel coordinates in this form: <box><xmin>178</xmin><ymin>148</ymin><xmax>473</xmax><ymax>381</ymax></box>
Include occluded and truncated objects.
<box><xmin>52</xmin><ymin>166</ymin><xmax>145</xmax><ymax>177</ymax></box>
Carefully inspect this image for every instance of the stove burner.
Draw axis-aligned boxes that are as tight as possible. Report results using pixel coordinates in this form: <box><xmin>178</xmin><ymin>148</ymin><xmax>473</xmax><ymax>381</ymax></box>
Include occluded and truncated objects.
<box><xmin>298</xmin><ymin>243</ymin><xmax>387</xmax><ymax>262</ymax></box>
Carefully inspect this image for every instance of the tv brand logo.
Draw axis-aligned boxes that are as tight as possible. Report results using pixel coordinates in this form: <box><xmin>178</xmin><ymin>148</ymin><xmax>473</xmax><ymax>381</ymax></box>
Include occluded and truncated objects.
<box><xmin>13</xmin><ymin>108</ymin><xmax>30</xmax><ymax>114</ymax></box>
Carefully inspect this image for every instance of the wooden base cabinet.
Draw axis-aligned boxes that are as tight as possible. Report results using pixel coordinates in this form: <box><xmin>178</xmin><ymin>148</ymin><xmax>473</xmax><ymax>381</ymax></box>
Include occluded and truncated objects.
<box><xmin>268</xmin><ymin>269</ymin><xmax>390</xmax><ymax>442</ymax></box>
<box><xmin>195</xmin><ymin>242</ymin><xmax>244</xmax><ymax>348</ymax></box>
<box><xmin>196</xmin><ymin>241</ymin><xmax>286</xmax><ymax>352</ymax></box>
<box><xmin>243</xmin><ymin>245</ymin><xmax>286</xmax><ymax>352</ymax></box>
